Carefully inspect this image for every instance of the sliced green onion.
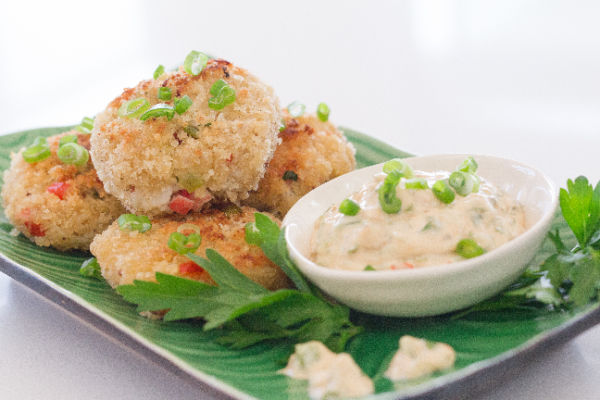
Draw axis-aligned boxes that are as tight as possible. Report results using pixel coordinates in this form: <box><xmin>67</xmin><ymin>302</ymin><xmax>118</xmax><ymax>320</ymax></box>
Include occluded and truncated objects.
<box><xmin>404</xmin><ymin>177</ymin><xmax>428</xmax><ymax>189</ymax></box>
<box><xmin>244</xmin><ymin>222</ymin><xmax>261</xmax><ymax>245</ymax></box>
<box><xmin>316</xmin><ymin>102</ymin><xmax>330</xmax><ymax>122</ymax></box>
<box><xmin>59</xmin><ymin>134</ymin><xmax>78</xmax><ymax>147</ymax></box>
<box><xmin>79</xmin><ymin>257</ymin><xmax>103</xmax><ymax>280</ymax></box>
<box><xmin>183</xmin><ymin>50</ymin><xmax>209</xmax><ymax>76</ymax></box>
<box><xmin>158</xmin><ymin>87</ymin><xmax>172</xmax><ymax>101</ymax></box>
<box><xmin>208</xmin><ymin>80</ymin><xmax>235</xmax><ymax>110</ymax></box>
<box><xmin>118</xmin><ymin>98</ymin><xmax>150</xmax><ymax>118</ymax></box>
<box><xmin>456</xmin><ymin>238</ymin><xmax>485</xmax><ymax>258</ymax></box>
<box><xmin>140</xmin><ymin>103</ymin><xmax>175</xmax><ymax>121</ymax></box>
<box><xmin>339</xmin><ymin>199</ymin><xmax>360</xmax><ymax>216</ymax></box>
<box><xmin>210</xmin><ymin>79</ymin><xmax>228</xmax><ymax>96</ymax></box>
<box><xmin>177</xmin><ymin>223</ymin><xmax>201</xmax><ymax>235</ymax></box>
<box><xmin>458</xmin><ymin>156</ymin><xmax>478</xmax><ymax>173</ymax></box>
<box><xmin>287</xmin><ymin>101</ymin><xmax>305</xmax><ymax>118</ymax></box>
<box><xmin>432</xmin><ymin>179</ymin><xmax>455</xmax><ymax>204</ymax></box>
<box><xmin>282</xmin><ymin>170</ymin><xmax>298</xmax><ymax>181</ymax></box>
<box><xmin>117</xmin><ymin>214</ymin><xmax>152</xmax><ymax>233</ymax></box>
<box><xmin>449</xmin><ymin>171</ymin><xmax>475</xmax><ymax>196</ymax></box>
<box><xmin>76</xmin><ymin>116</ymin><xmax>95</xmax><ymax>134</ymax></box>
<box><xmin>364</xmin><ymin>265</ymin><xmax>376</xmax><ymax>271</ymax></box>
<box><xmin>168</xmin><ymin>231</ymin><xmax>202</xmax><ymax>255</ymax></box>
<box><xmin>153</xmin><ymin>64</ymin><xmax>165</xmax><ymax>79</ymax></box>
<box><xmin>470</xmin><ymin>173</ymin><xmax>480</xmax><ymax>193</ymax></box>
<box><xmin>279</xmin><ymin>119</ymin><xmax>286</xmax><ymax>132</ymax></box>
<box><xmin>183</xmin><ymin>125</ymin><xmax>199</xmax><ymax>138</ymax></box>
<box><xmin>22</xmin><ymin>137</ymin><xmax>51</xmax><ymax>163</ymax></box>
<box><xmin>378</xmin><ymin>174</ymin><xmax>402</xmax><ymax>214</ymax></box>
<box><xmin>383</xmin><ymin>159</ymin><xmax>413</xmax><ymax>178</ymax></box>
<box><xmin>57</xmin><ymin>142</ymin><xmax>89</xmax><ymax>166</ymax></box>
<box><xmin>174</xmin><ymin>95</ymin><xmax>193</xmax><ymax>114</ymax></box>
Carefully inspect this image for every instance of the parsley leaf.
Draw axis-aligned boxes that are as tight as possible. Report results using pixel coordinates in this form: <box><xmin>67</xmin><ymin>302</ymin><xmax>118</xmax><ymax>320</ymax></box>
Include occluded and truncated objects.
<box><xmin>559</xmin><ymin>176</ymin><xmax>600</xmax><ymax>248</ymax></box>
<box><xmin>245</xmin><ymin>213</ymin><xmax>313</xmax><ymax>293</ymax></box>
<box><xmin>116</xmin><ymin>214</ymin><xmax>361</xmax><ymax>351</ymax></box>
<box><xmin>457</xmin><ymin>176</ymin><xmax>600</xmax><ymax>317</ymax></box>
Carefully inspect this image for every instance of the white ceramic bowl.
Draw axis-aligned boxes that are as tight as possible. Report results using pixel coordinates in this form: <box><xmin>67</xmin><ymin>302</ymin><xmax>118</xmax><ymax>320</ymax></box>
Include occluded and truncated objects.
<box><xmin>283</xmin><ymin>154</ymin><xmax>558</xmax><ymax>317</ymax></box>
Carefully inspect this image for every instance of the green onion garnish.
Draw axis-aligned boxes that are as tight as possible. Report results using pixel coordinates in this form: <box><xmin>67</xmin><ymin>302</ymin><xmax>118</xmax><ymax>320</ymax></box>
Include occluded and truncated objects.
<box><xmin>59</xmin><ymin>134</ymin><xmax>78</xmax><ymax>147</ymax></box>
<box><xmin>378</xmin><ymin>173</ymin><xmax>402</xmax><ymax>214</ymax></box>
<box><xmin>383</xmin><ymin>159</ymin><xmax>413</xmax><ymax>178</ymax></box>
<box><xmin>117</xmin><ymin>214</ymin><xmax>152</xmax><ymax>233</ymax></box>
<box><xmin>118</xmin><ymin>98</ymin><xmax>151</xmax><ymax>118</ymax></box>
<box><xmin>158</xmin><ymin>87</ymin><xmax>172</xmax><ymax>101</ymax></box>
<box><xmin>448</xmin><ymin>171</ymin><xmax>475</xmax><ymax>196</ymax></box>
<box><xmin>316</xmin><ymin>102</ymin><xmax>330</xmax><ymax>122</ymax></box>
<box><xmin>153</xmin><ymin>64</ymin><xmax>165</xmax><ymax>79</ymax></box>
<box><xmin>470</xmin><ymin>173</ymin><xmax>480</xmax><ymax>193</ymax></box>
<box><xmin>287</xmin><ymin>101</ymin><xmax>305</xmax><ymax>118</ymax></box>
<box><xmin>404</xmin><ymin>177</ymin><xmax>428</xmax><ymax>189</ymax></box>
<box><xmin>183</xmin><ymin>50</ymin><xmax>209</xmax><ymax>76</ymax></box>
<box><xmin>79</xmin><ymin>257</ymin><xmax>102</xmax><ymax>280</ymax></box>
<box><xmin>279</xmin><ymin>119</ymin><xmax>286</xmax><ymax>132</ymax></box>
<box><xmin>210</xmin><ymin>79</ymin><xmax>227</xmax><ymax>96</ymax></box>
<box><xmin>76</xmin><ymin>116</ymin><xmax>95</xmax><ymax>134</ymax></box>
<box><xmin>139</xmin><ymin>103</ymin><xmax>175</xmax><ymax>121</ymax></box>
<box><xmin>455</xmin><ymin>238</ymin><xmax>485</xmax><ymax>258</ymax></box>
<box><xmin>432</xmin><ymin>179</ymin><xmax>455</xmax><ymax>204</ymax></box>
<box><xmin>174</xmin><ymin>95</ymin><xmax>193</xmax><ymax>114</ymax></box>
<box><xmin>458</xmin><ymin>156</ymin><xmax>478</xmax><ymax>174</ymax></box>
<box><xmin>339</xmin><ymin>199</ymin><xmax>360</xmax><ymax>216</ymax></box>
<box><xmin>208</xmin><ymin>80</ymin><xmax>236</xmax><ymax>110</ymax></box>
<box><xmin>168</xmin><ymin>232</ymin><xmax>202</xmax><ymax>255</ymax></box>
<box><xmin>22</xmin><ymin>137</ymin><xmax>51</xmax><ymax>163</ymax></box>
<box><xmin>364</xmin><ymin>265</ymin><xmax>376</xmax><ymax>271</ymax></box>
<box><xmin>282</xmin><ymin>170</ymin><xmax>298</xmax><ymax>181</ymax></box>
<box><xmin>57</xmin><ymin>142</ymin><xmax>89</xmax><ymax>166</ymax></box>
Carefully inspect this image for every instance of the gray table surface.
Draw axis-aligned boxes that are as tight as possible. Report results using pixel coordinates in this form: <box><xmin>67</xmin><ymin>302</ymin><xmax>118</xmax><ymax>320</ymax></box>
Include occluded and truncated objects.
<box><xmin>2</xmin><ymin>1</ymin><xmax>600</xmax><ymax>398</ymax></box>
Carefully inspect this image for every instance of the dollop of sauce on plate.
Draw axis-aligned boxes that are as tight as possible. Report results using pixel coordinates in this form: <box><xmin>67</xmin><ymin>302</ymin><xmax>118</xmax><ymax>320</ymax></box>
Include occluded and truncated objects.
<box><xmin>280</xmin><ymin>341</ymin><xmax>374</xmax><ymax>399</ymax></box>
<box><xmin>384</xmin><ymin>335</ymin><xmax>456</xmax><ymax>380</ymax></box>
<box><xmin>310</xmin><ymin>170</ymin><xmax>526</xmax><ymax>270</ymax></box>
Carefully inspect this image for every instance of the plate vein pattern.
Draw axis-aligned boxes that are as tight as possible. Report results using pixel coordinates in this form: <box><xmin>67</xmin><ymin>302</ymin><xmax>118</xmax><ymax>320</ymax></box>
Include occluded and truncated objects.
<box><xmin>0</xmin><ymin>126</ymin><xmax>598</xmax><ymax>400</ymax></box>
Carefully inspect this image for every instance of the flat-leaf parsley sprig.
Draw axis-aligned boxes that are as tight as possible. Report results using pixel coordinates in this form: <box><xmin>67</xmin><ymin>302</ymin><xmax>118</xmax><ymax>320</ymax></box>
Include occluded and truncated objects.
<box><xmin>116</xmin><ymin>213</ymin><xmax>361</xmax><ymax>351</ymax></box>
<box><xmin>456</xmin><ymin>176</ymin><xmax>600</xmax><ymax>317</ymax></box>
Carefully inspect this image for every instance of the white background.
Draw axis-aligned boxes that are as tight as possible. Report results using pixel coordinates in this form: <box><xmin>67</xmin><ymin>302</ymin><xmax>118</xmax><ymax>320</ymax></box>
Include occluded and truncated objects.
<box><xmin>1</xmin><ymin>1</ymin><xmax>600</xmax><ymax>399</ymax></box>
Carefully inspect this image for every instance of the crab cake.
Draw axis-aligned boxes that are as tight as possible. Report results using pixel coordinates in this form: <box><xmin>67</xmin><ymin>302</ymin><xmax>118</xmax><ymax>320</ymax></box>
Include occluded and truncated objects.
<box><xmin>2</xmin><ymin>131</ymin><xmax>125</xmax><ymax>251</ymax></box>
<box><xmin>243</xmin><ymin>112</ymin><xmax>356</xmax><ymax>216</ymax></box>
<box><xmin>91</xmin><ymin>58</ymin><xmax>281</xmax><ymax>217</ymax></box>
<box><xmin>90</xmin><ymin>206</ymin><xmax>291</xmax><ymax>290</ymax></box>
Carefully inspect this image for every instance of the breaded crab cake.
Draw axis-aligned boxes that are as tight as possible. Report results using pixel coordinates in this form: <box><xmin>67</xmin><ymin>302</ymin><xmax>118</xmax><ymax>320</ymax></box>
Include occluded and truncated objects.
<box><xmin>243</xmin><ymin>112</ymin><xmax>356</xmax><ymax>216</ymax></box>
<box><xmin>2</xmin><ymin>131</ymin><xmax>126</xmax><ymax>251</ymax></box>
<box><xmin>91</xmin><ymin>57</ymin><xmax>281</xmax><ymax>217</ymax></box>
<box><xmin>90</xmin><ymin>206</ymin><xmax>291</xmax><ymax>291</ymax></box>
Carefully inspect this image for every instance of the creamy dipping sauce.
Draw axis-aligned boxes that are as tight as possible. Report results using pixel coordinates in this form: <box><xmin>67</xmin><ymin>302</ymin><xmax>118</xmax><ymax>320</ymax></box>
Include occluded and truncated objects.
<box><xmin>385</xmin><ymin>336</ymin><xmax>456</xmax><ymax>380</ymax></box>
<box><xmin>280</xmin><ymin>341</ymin><xmax>374</xmax><ymax>399</ymax></box>
<box><xmin>311</xmin><ymin>170</ymin><xmax>527</xmax><ymax>270</ymax></box>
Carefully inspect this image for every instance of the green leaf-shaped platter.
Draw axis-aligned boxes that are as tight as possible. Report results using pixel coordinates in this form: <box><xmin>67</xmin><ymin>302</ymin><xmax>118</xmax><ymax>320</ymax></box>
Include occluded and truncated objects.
<box><xmin>0</xmin><ymin>126</ymin><xmax>598</xmax><ymax>399</ymax></box>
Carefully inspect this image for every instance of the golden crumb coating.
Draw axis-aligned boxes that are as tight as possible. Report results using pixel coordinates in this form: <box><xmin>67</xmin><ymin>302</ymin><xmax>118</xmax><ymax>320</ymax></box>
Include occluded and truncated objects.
<box><xmin>1</xmin><ymin>131</ymin><xmax>126</xmax><ymax>251</ymax></box>
<box><xmin>91</xmin><ymin>59</ymin><xmax>281</xmax><ymax>217</ymax></box>
<box><xmin>243</xmin><ymin>112</ymin><xmax>356</xmax><ymax>216</ymax></box>
<box><xmin>90</xmin><ymin>206</ymin><xmax>291</xmax><ymax>291</ymax></box>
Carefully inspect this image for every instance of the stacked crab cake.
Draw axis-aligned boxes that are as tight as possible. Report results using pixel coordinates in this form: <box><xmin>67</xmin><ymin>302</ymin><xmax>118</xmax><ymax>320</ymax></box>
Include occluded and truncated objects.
<box><xmin>91</xmin><ymin>58</ymin><xmax>282</xmax><ymax>217</ymax></box>
<box><xmin>87</xmin><ymin>54</ymin><xmax>291</xmax><ymax>290</ymax></box>
<box><xmin>90</xmin><ymin>206</ymin><xmax>290</xmax><ymax>290</ymax></box>
<box><xmin>243</xmin><ymin>110</ymin><xmax>356</xmax><ymax>216</ymax></box>
<box><xmin>2</xmin><ymin>130</ymin><xmax>125</xmax><ymax>251</ymax></box>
